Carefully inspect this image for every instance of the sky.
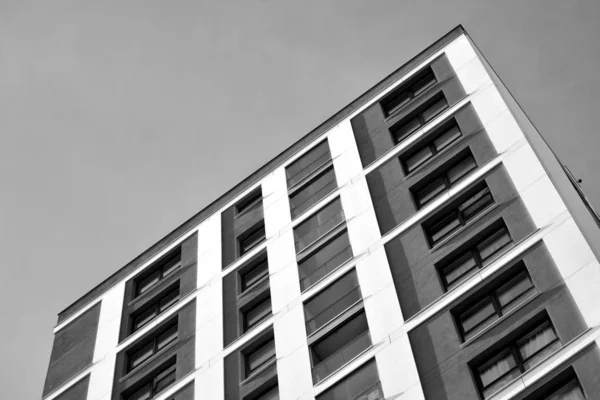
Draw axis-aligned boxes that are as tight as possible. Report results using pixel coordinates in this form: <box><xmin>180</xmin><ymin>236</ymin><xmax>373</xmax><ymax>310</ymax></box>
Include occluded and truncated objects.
<box><xmin>2</xmin><ymin>0</ymin><xmax>600</xmax><ymax>399</ymax></box>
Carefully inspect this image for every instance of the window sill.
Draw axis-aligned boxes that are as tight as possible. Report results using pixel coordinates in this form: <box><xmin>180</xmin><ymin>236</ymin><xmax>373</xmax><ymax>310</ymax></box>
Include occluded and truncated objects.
<box><xmin>307</xmin><ymin>301</ymin><xmax>364</xmax><ymax>343</ymax></box>
<box><xmin>128</xmin><ymin>268</ymin><xmax>184</xmax><ymax>308</ymax></box>
<box><xmin>118</xmin><ymin>339</ymin><xmax>179</xmax><ymax>383</ymax></box>
<box><xmin>240</xmin><ymin>358</ymin><xmax>277</xmax><ymax>387</ymax></box>
<box><xmin>383</xmin><ymin>80</ymin><xmax>441</xmax><ymax>122</ymax></box>
<box><xmin>403</xmin><ymin>134</ymin><xmax>470</xmax><ymax>181</ymax></box>
<box><xmin>311</xmin><ymin>344</ymin><xmax>374</xmax><ymax>386</ymax></box>
<box><xmin>296</xmin><ymin>223</ymin><xmax>347</xmax><ymax>261</ymax></box>
<box><xmin>288</xmin><ymin>160</ymin><xmax>334</xmax><ymax>195</ymax></box>
<box><xmin>460</xmin><ymin>291</ymin><xmax>539</xmax><ymax>349</ymax></box>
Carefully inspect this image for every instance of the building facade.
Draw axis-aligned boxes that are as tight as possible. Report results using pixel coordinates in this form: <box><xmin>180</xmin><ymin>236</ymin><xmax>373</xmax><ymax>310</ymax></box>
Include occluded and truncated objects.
<box><xmin>42</xmin><ymin>26</ymin><xmax>600</xmax><ymax>400</ymax></box>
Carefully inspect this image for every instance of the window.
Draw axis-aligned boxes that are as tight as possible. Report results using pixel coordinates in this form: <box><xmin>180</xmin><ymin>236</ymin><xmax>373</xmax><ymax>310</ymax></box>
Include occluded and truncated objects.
<box><xmin>255</xmin><ymin>385</ymin><xmax>280</xmax><ymax>400</ymax></box>
<box><xmin>239</xmin><ymin>223</ymin><xmax>266</xmax><ymax>256</ymax></box>
<box><xmin>381</xmin><ymin>67</ymin><xmax>437</xmax><ymax>117</ymax></box>
<box><xmin>126</xmin><ymin>359</ymin><xmax>176</xmax><ymax>400</ymax></box>
<box><xmin>286</xmin><ymin>140</ymin><xmax>332</xmax><ymax>188</ymax></box>
<box><xmin>456</xmin><ymin>265</ymin><xmax>535</xmax><ymax>340</ymax></box>
<box><xmin>243</xmin><ymin>297</ymin><xmax>272</xmax><ymax>331</ymax></box>
<box><xmin>236</xmin><ymin>189</ymin><xmax>263</xmax><ymax>216</ymax></box>
<box><xmin>438</xmin><ymin>222</ymin><xmax>513</xmax><ymax>290</ymax></box>
<box><xmin>135</xmin><ymin>250</ymin><xmax>182</xmax><ymax>297</ymax></box>
<box><xmin>425</xmin><ymin>182</ymin><xmax>494</xmax><ymax>246</ymax></box>
<box><xmin>310</xmin><ymin>311</ymin><xmax>371</xmax><ymax>383</ymax></box>
<box><xmin>245</xmin><ymin>339</ymin><xmax>276</xmax><ymax>377</ymax></box>
<box><xmin>132</xmin><ymin>285</ymin><xmax>180</xmax><ymax>333</ymax></box>
<box><xmin>289</xmin><ymin>166</ymin><xmax>337</xmax><ymax>219</ymax></box>
<box><xmin>304</xmin><ymin>270</ymin><xmax>361</xmax><ymax>335</ymax></box>
<box><xmin>298</xmin><ymin>231</ymin><xmax>353</xmax><ymax>291</ymax></box>
<box><xmin>128</xmin><ymin>321</ymin><xmax>178</xmax><ymax>372</ymax></box>
<box><xmin>401</xmin><ymin>119</ymin><xmax>462</xmax><ymax>174</ymax></box>
<box><xmin>316</xmin><ymin>359</ymin><xmax>382</xmax><ymax>400</ymax></box>
<box><xmin>412</xmin><ymin>150</ymin><xmax>478</xmax><ymax>208</ymax></box>
<box><xmin>240</xmin><ymin>258</ymin><xmax>269</xmax><ymax>293</ymax></box>
<box><xmin>474</xmin><ymin>317</ymin><xmax>562</xmax><ymax>398</ymax></box>
<box><xmin>391</xmin><ymin>93</ymin><xmax>449</xmax><ymax>144</ymax></box>
<box><xmin>294</xmin><ymin>198</ymin><xmax>344</xmax><ymax>253</ymax></box>
<box><xmin>534</xmin><ymin>377</ymin><xmax>585</xmax><ymax>400</ymax></box>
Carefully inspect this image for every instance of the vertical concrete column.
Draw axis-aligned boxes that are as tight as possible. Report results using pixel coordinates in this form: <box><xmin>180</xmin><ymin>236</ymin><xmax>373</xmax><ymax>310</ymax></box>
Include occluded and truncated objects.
<box><xmin>263</xmin><ymin>167</ymin><xmax>313</xmax><ymax>399</ymax></box>
<box><xmin>87</xmin><ymin>282</ymin><xmax>126</xmax><ymax>400</ymax></box>
<box><xmin>194</xmin><ymin>216</ymin><xmax>223</xmax><ymax>399</ymax></box>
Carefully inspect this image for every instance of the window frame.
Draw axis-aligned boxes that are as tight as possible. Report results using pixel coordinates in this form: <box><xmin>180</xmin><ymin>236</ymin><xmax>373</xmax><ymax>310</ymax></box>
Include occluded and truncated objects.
<box><xmin>134</xmin><ymin>249</ymin><xmax>182</xmax><ymax>298</ymax></box>
<box><xmin>131</xmin><ymin>284</ymin><xmax>181</xmax><ymax>334</ymax></box>
<box><xmin>127</xmin><ymin>320</ymin><xmax>179</xmax><ymax>373</ymax></box>
<box><xmin>380</xmin><ymin>66</ymin><xmax>438</xmax><ymax>118</ymax></box>
<box><xmin>244</xmin><ymin>338</ymin><xmax>277</xmax><ymax>378</ymax></box>
<box><xmin>235</xmin><ymin>189</ymin><xmax>263</xmax><ymax>217</ymax></box>
<box><xmin>238</xmin><ymin>222</ymin><xmax>266</xmax><ymax>257</ymax></box>
<box><xmin>126</xmin><ymin>358</ymin><xmax>177</xmax><ymax>400</ymax></box>
<box><xmin>390</xmin><ymin>93</ymin><xmax>449</xmax><ymax>144</ymax></box>
<box><xmin>242</xmin><ymin>297</ymin><xmax>272</xmax><ymax>332</ymax></box>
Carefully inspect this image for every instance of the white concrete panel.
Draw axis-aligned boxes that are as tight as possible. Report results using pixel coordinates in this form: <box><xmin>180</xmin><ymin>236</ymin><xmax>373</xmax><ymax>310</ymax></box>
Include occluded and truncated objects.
<box><xmin>277</xmin><ymin>345</ymin><xmax>314</xmax><ymax>400</ymax></box>
<box><xmin>345</xmin><ymin>209</ymin><xmax>381</xmax><ymax>256</ymax></box>
<box><xmin>87</xmin><ymin>355</ymin><xmax>116</xmax><ymax>400</ymax></box>
<box><xmin>502</xmin><ymin>143</ymin><xmax>545</xmax><ymax>193</ymax></box>
<box><xmin>196</xmin><ymin>247</ymin><xmax>221</xmax><ymax>290</ymax></box>
<box><xmin>395</xmin><ymin>383</ymin><xmax>427</xmax><ymax>400</ymax></box>
<box><xmin>196</xmin><ymin>281</ymin><xmax>222</xmax><ymax>368</ymax></box>
<box><xmin>273</xmin><ymin>304</ymin><xmax>307</xmax><ymax>358</ymax></box>
<box><xmin>376</xmin><ymin>335</ymin><xmax>423</xmax><ymax>400</ymax></box>
<box><xmin>196</xmin><ymin>215</ymin><xmax>220</xmax><ymax>258</ymax></box>
<box><xmin>543</xmin><ymin>218</ymin><xmax>596</xmax><ymax>280</ymax></box>
<box><xmin>269</xmin><ymin>261</ymin><xmax>301</xmax><ymax>314</ymax></box>
<box><xmin>267</xmin><ymin>229</ymin><xmax>296</xmax><ymax>274</ymax></box>
<box><xmin>196</xmin><ymin>283</ymin><xmax>222</xmax><ymax>329</ymax></box>
<box><xmin>355</xmin><ymin>247</ymin><xmax>393</xmax><ymax>298</ymax></box>
<box><xmin>519</xmin><ymin>176</ymin><xmax>567</xmax><ymax>228</ymax></box>
<box><xmin>195</xmin><ymin>360</ymin><xmax>225</xmax><ymax>400</ymax></box>
<box><xmin>340</xmin><ymin>177</ymin><xmax>377</xmax><ymax>221</ymax></box>
<box><xmin>363</xmin><ymin>284</ymin><xmax>404</xmax><ymax>343</ymax></box>
<box><xmin>564</xmin><ymin>260</ymin><xmax>600</xmax><ymax>327</ymax></box>
<box><xmin>481</xmin><ymin>109</ymin><xmax>524</xmax><ymax>154</ymax></box>
<box><xmin>196</xmin><ymin>215</ymin><xmax>221</xmax><ymax>289</ymax></box>
<box><xmin>444</xmin><ymin>35</ymin><xmax>477</xmax><ymax>76</ymax></box>
<box><xmin>453</xmin><ymin>56</ymin><xmax>491</xmax><ymax>95</ymax></box>
<box><xmin>263</xmin><ymin>168</ymin><xmax>291</xmax><ymax>236</ymax></box>
<box><xmin>471</xmin><ymin>86</ymin><xmax>510</xmax><ymax>130</ymax></box>
<box><xmin>329</xmin><ymin>120</ymin><xmax>362</xmax><ymax>187</ymax></box>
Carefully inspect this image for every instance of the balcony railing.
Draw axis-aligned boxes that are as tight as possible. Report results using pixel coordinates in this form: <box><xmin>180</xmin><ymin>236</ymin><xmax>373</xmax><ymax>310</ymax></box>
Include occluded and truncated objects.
<box><xmin>353</xmin><ymin>382</ymin><xmax>384</xmax><ymax>400</ymax></box>
<box><xmin>305</xmin><ymin>287</ymin><xmax>361</xmax><ymax>335</ymax></box>
<box><xmin>312</xmin><ymin>330</ymin><xmax>371</xmax><ymax>384</ymax></box>
<box><xmin>295</xmin><ymin>210</ymin><xmax>345</xmax><ymax>253</ymax></box>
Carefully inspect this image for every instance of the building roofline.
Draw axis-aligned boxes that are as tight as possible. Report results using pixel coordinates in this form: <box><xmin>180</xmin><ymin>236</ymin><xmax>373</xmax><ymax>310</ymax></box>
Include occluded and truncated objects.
<box><xmin>57</xmin><ymin>24</ymin><xmax>467</xmax><ymax>324</ymax></box>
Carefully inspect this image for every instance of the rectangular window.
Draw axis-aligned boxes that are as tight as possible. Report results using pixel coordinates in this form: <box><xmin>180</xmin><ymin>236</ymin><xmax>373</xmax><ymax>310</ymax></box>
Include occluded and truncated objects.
<box><xmin>400</xmin><ymin>119</ymin><xmax>462</xmax><ymax>174</ymax></box>
<box><xmin>126</xmin><ymin>359</ymin><xmax>176</xmax><ymax>400</ymax></box>
<box><xmin>298</xmin><ymin>230</ymin><xmax>353</xmax><ymax>291</ymax></box>
<box><xmin>425</xmin><ymin>182</ymin><xmax>494</xmax><ymax>246</ymax></box>
<box><xmin>536</xmin><ymin>378</ymin><xmax>585</xmax><ymax>400</ymax></box>
<box><xmin>243</xmin><ymin>297</ymin><xmax>272</xmax><ymax>331</ymax></box>
<box><xmin>391</xmin><ymin>93</ymin><xmax>449</xmax><ymax>144</ymax></box>
<box><xmin>294</xmin><ymin>198</ymin><xmax>344</xmax><ymax>253</ymax></box>
<box><xmin>256</xmin><ymin>385</ymin><xmax>280</xmax><ymax>400</ymax></box>
<box><xmin>289</xmin><ymin>166</ymin><xmax>338</xmax><ymax>219</ymax></box>
<box><xmin>456</xmin><ymin>264</ymin><xmax>535</xmax><ymax>340</ymax></box>
<box><xmin>245</xmin><ymin>339</ymin><xmax>276</xmax><ymax>377</ymax></box>
<box><xmin>438</xmin><ymin>222</ymin><xmax>513</xmax><ymax>290</ymax></box>
<box><xmin>310</xmin><ymin>311</ymin><xmax>371</xmax><ymax>383</ymax></box>
<box><xmin>474</xmin><ymin>318</ymin><xmax>562</xmax><ymax>398</ymax></box>
<box><xmin>286</xmin><ymin>140</ymin><xmax>332</xmax><ymax>189</ymax></box>
<box><xmin>239</xmin><ymin>223</ymin><xmax>266</xmax><ymax>256</ymax></box>
<box><xmin>381</xmin><ymin>67</ymin><xmax>437</xmax><ymax>117</ymax></box>
<box><xmin>134</xmin><ymin>250</ymin><xmax>182</xmax><ymax>297</ymax></box>
<box><xmin>316</xmin><ymin>359</ymin><xmax>382</xmax><ymax>400</ymax></box>
<box><xmin>236</xmin><ymin>189</ymin><xmax>263</xmax><ymax>216</ymax></box>
<box><xmin>131</xmin><ymin>285</ymin><xmax>180</xmax><ymax>333</ymax></box>
<box><xmin>412</xmin><ymin>150</ymin><xmax>478</xmax><ymax>208</ymax></box>
<box><xmin>240</xmin><ymin>258</ymin><xmax>269</xmax><ymax>293</ymax></box>
<box><xmin>128</xmin><ymin>321</ymin><xmax>178</xmax><ymax>372</ymax></box>
<box><xmin>304</xmin><ymin>270</ymin><xmax>361</xmax><ymax>335</ymax></box>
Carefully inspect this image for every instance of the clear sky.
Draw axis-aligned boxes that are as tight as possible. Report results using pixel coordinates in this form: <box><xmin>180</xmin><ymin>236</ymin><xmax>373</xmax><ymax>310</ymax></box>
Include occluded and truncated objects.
<box><xmin>2</xmin><ymin>1</ymin><xmax>600</xmax><ymax>398</ymax></box>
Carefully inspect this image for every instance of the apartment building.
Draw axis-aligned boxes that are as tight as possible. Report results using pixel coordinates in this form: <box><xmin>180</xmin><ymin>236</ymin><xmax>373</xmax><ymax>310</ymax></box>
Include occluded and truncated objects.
<box><xmin>42</xmin><ymin>25</ymin><xmax>600</xmax><ymax>400</ymax></box>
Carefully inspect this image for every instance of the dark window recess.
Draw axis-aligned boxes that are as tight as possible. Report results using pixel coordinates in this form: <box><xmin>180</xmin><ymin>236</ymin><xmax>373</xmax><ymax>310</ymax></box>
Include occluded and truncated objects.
<box><xmin>245</xmin><ymin>339</ymin><xmax>276</xmax><ymax>377</ymax></box>
<box><xmin>128</xmin><ymin>321</ymin><xmax>178</xmax><ymax>372</ymax></box>
<box><xmin>438</xmin><ymin>222</ymin><xmax>513</xmax><ymax>290</ymax></box>
<box><xmin>381</xmin><ymin>67</ymin><xmax>437</xmax><ymax>117</ymax></box>
<box><xmin>131</xmin><ymin>285</ymin><xmax>180</xmax><ymax>333</ymax></box>
<box><xmin>304</xmin><ymin>270</ymin><xmax>361</xmax><ymax>335</ymax></box>
<box><xmin>240</xmin><ymin>258</ymin><xmax>269</xmax><ymax>293</ymax></box>
<box><xmin>316</xmin><ymin>359</ymin><xmax>382</xmax><ymax>400</ymax></box>
<box><xmin>289</xmin><ymin>166</ymin><xmax>338</xmax><ymax>219</ymax></box>
<box><xmin>243</xmin><ymin>297</ymin><xmax>272</xmax><ymax>332</ymax></box>
<box><xmin>401</xmin><ymin>119</ymin><xmax>462</xmax><ymax>174</ymax></box>
<box><xmin>298</xmin><ymin>231</ymin><xmax>353</xmax><ymax>291</ymax></box>
<box><xmin>236</xmin><ymin>189</ymin><xmax>263</xmax><ymax>216</ymax></box>
<box><xmin>294</xmin><ymin>198</ymin><xmax>344</xmax><ymax>253</ymax></box>
<box><xmin>286</xmin><ymin>140</ymin><xmax>332</xmax><ymax>189</ymax></box>
<box><xmin>255</xmin><ymin>385</ymin><xmax>280</xmax><ymax>400</ymax></box>
<box><xmin>391</xmin><ymin>93</ymin><xmax>449</xmax><ymax>144</ymax></box>
<box><xmin>135</xmin><ymin>250</ymin><xmax>182</xmax><ymax>297</ymax></box>
<box><xmin>425</xmin><ymin>182</ymin><xmax>494</xmax><ymax>246</ymax></box>
<box><xmin>474</xmin><ymin>318</ymin><xmax>562</xmax><ymax>398</ymax></box>
<box><xmin>532</xmin><ymin>377</ymin><xmax>585</xmax><ymax>400</ymax></box>
<box><xmin>310</xmin><ymin>311</ymin><xmax>371</xmax><ymax>383</ymax></box>
<box><xmin>412</xmin><ymin>150</ymin><xmax>478</xmax><ymax>208</ymax></box>
<box><xmin>126</xmin><ymin>358</ymin><xmax>177</xmax><ymax>400</ymax></box>
<box><xmin>239</xmin><ymin>223</ymin><xmax>266</xmax><ymax>256</ymax></box>
<box><xmin>456</xmin><ymin>265</ymin><xmax>535</xmax><ymax>340</ymax></box>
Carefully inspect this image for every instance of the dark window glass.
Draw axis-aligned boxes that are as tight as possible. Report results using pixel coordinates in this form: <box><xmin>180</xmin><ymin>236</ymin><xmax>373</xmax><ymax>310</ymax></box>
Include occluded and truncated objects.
<box><xmin>135</xmin><ymin>250</ymin><xmax>182</xmax><ymax>297</ymax></box>
<box><xmin>474</xmin><ymin>318</ymin><xmax>561</xmax><ymax>398</ymax></box>
<box><xmin>236</xmin><ymin>190</ymin><xmax>263</xmax><ymax>216</ymax></box>
<box><xmin>310</xmin><ymin>311</ymin><xmax>371</xmax><ymax>383</ymax></box>
<box><xmin>298</xmin><ymin>231</ymin><xmax>353</xmax><ymax>291</ymax></box>
<box><xmin>256</xmin><ymin>385</ymin><xmax>280</xmax><ymax>400</ymax></box>
<box><xmin>239</xmin><ymin>224</ymin><xmax>266</xmax><ymax>256</ymax></box>
<box><xmin>289</xmin><ymin>167</ymin><xmax>338</xmax><ymax>219</ymax></box>
<box><xmin>458</xmin><ymin>267</ymin><xmax>535</xmax><ymax>340</ymax></box>
<box><xmin>244</xmin><ymin>298</ymin><xmax>272</xmax><ymax>331</ymax></box>
<box><xmin>245</xmin><ymin>339</ymin><xmax>276</xmax><ymax>376</ymax></box>
<box><xmin>412</xmin><ymin>151</ymin><xmax>477</xmax><ymax>208</ymax></box>
<box><xmin>132</xmin><ymin>286</ymin><xmax>180</xmax><ymax>333</ymax></box>
<box><xmin>401</xmin><ymin>120</ymin><xmax>462</xmax><ymax>174</ymax></box>
<box><xmin>543</xmin><ymin>379</ymin><xmax>585</xmax><ymax>400</ymax></box>
<box><xmin>304</xmin><ymin>270</ymin><xmax>361</xmax><ymax>335</ymax></box>
<box><xmin>381</xmin><ymin>67</ymin><xmax>437</xmax><ymax>117</ymax></box>
<box><xmin>128</xmin><ymin>321</ymin><xmax>178</xmax><ymax>372</ymax></box>
<box><xmin>391</xmin><ymin>94</ymin><xmax>449</xmax><ymax>144</ymax></box>
<box><xmin>425</xmin><ymin>183</ymin><xmax>494</xmax><ymax>246</ymax></box>
<box><xmin>241</xmin><ymin>259</ymin><xmax>269</xmax><ymax>293</ymax></box>
<box><xmin>294</xmin><ymin>198</ymin><xmax>344</xmax><ymax>253</ymax></box>
<box><xmin>316</xmin><ymin>359</ymin><xmax>382</xmax><ymax>400</ymax></box>
<box><xmin>126</xmin><ymin>359</ymin><xmax>177</xmax><ymax>400</ymax></box>
<box><xmin>438</xmin><ymin>223</ymin><xmax>513</xmax><ymax>290</ymax></box>
<box><xmin>287</xmin><ymin>140</ymin><xmax>332</xmax><ymax>188</ymax></box>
